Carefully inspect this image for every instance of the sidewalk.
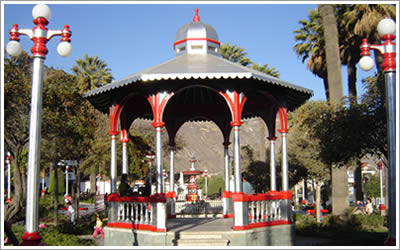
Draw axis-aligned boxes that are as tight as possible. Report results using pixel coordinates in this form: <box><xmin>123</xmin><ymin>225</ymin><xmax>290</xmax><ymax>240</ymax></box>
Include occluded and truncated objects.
<box><xmin>78</xmin><ymin>234</ymin><xmax>104</xmax><ymax>246</ymax></box>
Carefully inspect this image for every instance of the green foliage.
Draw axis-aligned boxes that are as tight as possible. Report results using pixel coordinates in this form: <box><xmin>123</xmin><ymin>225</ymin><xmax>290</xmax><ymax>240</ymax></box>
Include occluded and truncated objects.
<box><xmin>219</xmin><ymin>42</ymin><xmax>280</xmax><ymax>77</ymax></box>
<box><xmin>219</xmin><ymin>42</ymin><xmax>252</xmax><ymax>66</ymax></box>
<box><xmin>197</xmin><ymin>176</ymin><xmax>224</xmax><ymax>198</ymax></box>
<box><xmin>363</xmin><ymin>174</ymin><xmax>380</xmax><ymax>199</ymax></box>
<box><xmin>71</xmin><ymin>54</ymin><xmax>113</xmax><ymax>94</ymax></box>
<box><xmin>287</xmin><ymin>101</ymin><xmax>331</xmax><ymax>182</ymax></box>
<box><xmin>8</xmin><ymin>223</ymin><xmax>96</xmax><ymax>246</ymax></box>
<box><xmin>48</xmin><ymin>168</ymin><xmax>65</xmax><ymax>194</ymax></box>
<box><xmin>295</xmin><ymin>212</ymin><xmax>388</xmax><ymax>245</ymax></box>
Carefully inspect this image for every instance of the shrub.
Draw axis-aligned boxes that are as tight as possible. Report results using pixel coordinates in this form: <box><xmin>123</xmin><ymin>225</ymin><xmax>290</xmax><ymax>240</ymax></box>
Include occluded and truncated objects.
<box><xmin>6</xmin><ymin>224</ymin><xmax>96</xmax><ymax>246</ymax></box>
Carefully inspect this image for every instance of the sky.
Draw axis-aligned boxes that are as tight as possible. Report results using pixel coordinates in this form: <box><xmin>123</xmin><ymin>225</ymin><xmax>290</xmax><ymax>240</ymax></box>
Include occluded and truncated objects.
<box><xmin>2</xmin><ymin>1</ymin><xmax>388</xmax><ymax>101</ymax></box>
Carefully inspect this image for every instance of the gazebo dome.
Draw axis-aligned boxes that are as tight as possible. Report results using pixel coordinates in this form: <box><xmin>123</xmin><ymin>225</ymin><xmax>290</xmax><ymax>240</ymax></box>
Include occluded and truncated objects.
<box><xmin>174</xmin><ymin>8</ymin><xmax>220</xmax><ymax>56</ymax></box>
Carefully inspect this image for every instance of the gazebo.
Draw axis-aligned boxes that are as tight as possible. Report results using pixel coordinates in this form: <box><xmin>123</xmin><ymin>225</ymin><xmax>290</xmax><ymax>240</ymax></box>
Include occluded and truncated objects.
<box><xmin>84</xmin><ymin>9</ymin><xmax>313</xmax><ymax>246</ymax></box>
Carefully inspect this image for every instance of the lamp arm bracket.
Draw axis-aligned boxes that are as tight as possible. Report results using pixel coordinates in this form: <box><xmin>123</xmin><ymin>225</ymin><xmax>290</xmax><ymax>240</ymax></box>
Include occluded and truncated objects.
<box><xmin>18</xmin><ymin>29</ymin><xmax>33</xmax><ymax>39</ymax></box>
<box><xmin>47</xmin><ymin>29</ymin><xmax>62</xmax><ymax>40</ymax></box>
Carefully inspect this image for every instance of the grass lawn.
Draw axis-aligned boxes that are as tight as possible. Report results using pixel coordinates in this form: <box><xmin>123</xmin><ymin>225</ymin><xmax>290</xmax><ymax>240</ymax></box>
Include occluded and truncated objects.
<box><xmin>295</xmin><ymin>211</ymin><xmax>389</xmax><ymax>246</ymax></box>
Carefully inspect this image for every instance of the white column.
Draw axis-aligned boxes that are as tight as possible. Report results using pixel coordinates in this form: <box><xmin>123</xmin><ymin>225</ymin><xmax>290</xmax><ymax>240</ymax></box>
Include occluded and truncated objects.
<box><xmin>224</xmin><ymin>143</ymin><xmax>230</xmax><ymax>192</ymax></box>
<box><xmin>268</xmin><ymin>137</ymin><xmax>277</xmax><ymax>191</ymax></box>
<box><xmin>233</xmin><ymin>126</ymin><xmax>242</xmax><ymax>193</ymax></box>
<box><xmin>155</xmin><ymin>127</ymin><xmax>163</xmax><ymax>194</ymax></box>
<box><xmin>121</xmin><ymin>131</ymin><xmax>129</xmax><ymax>175</ymax></box>
<box><xmin>169</xmin><ymin>146</ymin><xmax>175</xmax><ymax>192</ymax></box>
<box><xmin>281</xmin><ymin>132</ymin><xmax>289</xmax><ymax>190</ymax></box>
<box><xmin>110</xmin><ymin>134</ymin><xmax>118</xmax><ymax>193</ymax></box>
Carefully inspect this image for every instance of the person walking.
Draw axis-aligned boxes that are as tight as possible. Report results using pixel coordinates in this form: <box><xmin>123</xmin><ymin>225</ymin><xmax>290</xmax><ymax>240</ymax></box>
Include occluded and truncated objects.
<box><xmin>92</xmin><ymin>215</ymin><xmax>105</xmax><ymax>239</ymax></box>
<box><xmin>66</xmin><ymin>201</ymin><xmax>76</xmax><ymax>225</ymax></box>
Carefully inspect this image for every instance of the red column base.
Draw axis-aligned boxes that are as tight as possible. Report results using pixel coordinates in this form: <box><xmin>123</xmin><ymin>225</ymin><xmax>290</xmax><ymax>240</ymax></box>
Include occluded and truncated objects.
<box><xmin>384</xmin><ymin>237</ymin><xmax>396</xmax><ymax>246</ymax></box>
<box><xmin>20</xmin><ymin>232</ymin><xmax>44</xmax><ymax>246</ymax></box>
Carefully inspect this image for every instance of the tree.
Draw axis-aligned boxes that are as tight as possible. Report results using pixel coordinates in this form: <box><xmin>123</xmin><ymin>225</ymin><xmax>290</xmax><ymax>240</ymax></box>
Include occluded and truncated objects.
<box><xmin>4</xmin><ymin>51</ymin><xmax>33</xmax><ymax>226</ymax></box>
<box><xmin>318</xmin><ymin>4</ymin><xmax>347</xmax><ymax>218</ymax></box>
<box><xmin>40</xmin><ymin>68</ymin><xmax>98</xmax><ymax>222</ymax></box>
<box><xmin>71</xmin><ymin>54</ymin><xmax>113</xmax><ymax>93</ymax></box>
<box><xmin>288</xmin><ymin>101</ymin><xmax>332</xmax><ymax>223</ymax></box>
<box><xmin>219</xmin><ymin>42</ymin><xmax>252</xmax><ymax>66</ymax></box>
<box><xmin>251</xmin><ymin>63</ymin><xmax>280</xmax><ymax>78</ymax></box>
<box><xmin>48</xmin><ymin>167</ymin><xmax>66</xmax><ymax>195</ymax></box>
<box><xmin>293</xmin><ymin>9</ymin><xmax>329</xmax><ymax>100</ymax></box>
<box><xmin>71</xmin><ymin>54</ymin><xmax>113</xmax><ymax>193</ymax></box>
<box><xmin>336</xmin><ymin>4</ymin><xmax>396</xmax><ymax>104</ymax></box>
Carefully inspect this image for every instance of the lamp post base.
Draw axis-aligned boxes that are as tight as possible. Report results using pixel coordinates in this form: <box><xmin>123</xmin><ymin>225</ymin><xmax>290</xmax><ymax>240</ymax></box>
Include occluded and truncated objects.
<box><xmin>20</xmin><ymin>232</ymin><xmax>44</xmax><ymax>246</ymax></box>
<box><xmin>384</xmin><ymin>237</ymin><xmax>396</xmax><ymax>246</ymax></box>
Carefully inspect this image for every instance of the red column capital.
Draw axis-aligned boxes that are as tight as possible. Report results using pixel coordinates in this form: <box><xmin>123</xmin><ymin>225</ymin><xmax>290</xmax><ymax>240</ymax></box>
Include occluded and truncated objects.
<box><xmin>220</xmin><ymin>90</ymin><xmax>247</xmax><ymax>127</ymax></box>
<box><xmin>147</xmin><ymin>92</ymin><xmax>173</xmax><ymax>128</ymax></box>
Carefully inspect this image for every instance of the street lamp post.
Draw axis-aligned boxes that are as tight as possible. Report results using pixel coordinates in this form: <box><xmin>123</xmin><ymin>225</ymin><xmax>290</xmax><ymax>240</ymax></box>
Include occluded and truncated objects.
<box><xmin>359</xmin><ymin>18</ymin><xmax>396</xmax><ymax>246</ymax></box>
<box><xmin>6</xmin><ymin>4</ymin><xmax>72</xmax><ymax>245</ymax></box>
<box><xmin>65</xmin><ymin>165</ymin><xmax>69</xmax><ymax>196</ymax></box>
<box><xmin>6</xmin><ymin>152</ymin><xmax>12</xmax><ymax>203</ymax></box>
<box><xmin>377</xmin><ymin>161</ymin><xmax>386</xmax><ymax>216</ymax></box>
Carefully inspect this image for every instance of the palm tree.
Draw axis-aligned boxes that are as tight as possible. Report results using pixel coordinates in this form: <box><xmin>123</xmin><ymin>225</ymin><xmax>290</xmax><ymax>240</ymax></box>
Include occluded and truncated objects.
<box><xmin>293</xmin><ymin>9</ymin><xmax>329</xmax><ymax>100</ymax></box>
<box><xmin>337</xmin><ymin>4</ymin><xmax>396</xmax><ymax>103</ymax></box>
<box><xmin>219</xmin><ymin>42</ymin><xmax>252</xmax><ymax>66</ymax></box>
<box><xmin>318</xmin><ymin>4</ymin><xmax>346</xmax><ymax>218</ymax></box>
<box><xmin>71</xmin><ymin>54</ymin><xmax>113</xmax><ymax>94</ymax></box>
<box><xmin>251</xmin><ymin>63</ymin><xmax>280</xmax><ymax>78</ymax></box>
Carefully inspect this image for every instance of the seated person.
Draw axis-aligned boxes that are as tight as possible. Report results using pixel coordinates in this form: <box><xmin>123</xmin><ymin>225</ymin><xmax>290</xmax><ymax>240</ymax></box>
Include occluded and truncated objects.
<box><xmin>352</xmin><ymin>200</ymin><xmax>364</xmax><ymax>215</ymax></box>
<box><xmin>364</xmin><ymin>198</ymin><xmax>374</xmax><ymax>215</ymax></box>
<box><xmin>118</xmin><ymin>174</ymin><xmax>132</xmax><ymax>196</ymax></box>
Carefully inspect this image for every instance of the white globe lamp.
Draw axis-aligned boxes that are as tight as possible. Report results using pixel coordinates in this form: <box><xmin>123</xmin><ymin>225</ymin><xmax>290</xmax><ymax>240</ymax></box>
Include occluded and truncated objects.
<box><xmin>32</xmin><ymin>4</ymin><xmax>51</xmax><ymax>20</ymax></box>
<box><xmin>377</xmin><ymin>18</ymin><xmax>396</xmax><ymax>37</ymax></box>
<box><xmin>57</xmin><ymin>41</ymin><xmax>72</xmax><ymax>57</ymax></box>
<box><xmin>6</xmin><ymin>40</ymin><xmax>22</xmax><ymax>56</ymax></box>
<box><xmin>359</xmin><ymin>55</ymin><xmax>375</xmax><ymax>71</ymax></box>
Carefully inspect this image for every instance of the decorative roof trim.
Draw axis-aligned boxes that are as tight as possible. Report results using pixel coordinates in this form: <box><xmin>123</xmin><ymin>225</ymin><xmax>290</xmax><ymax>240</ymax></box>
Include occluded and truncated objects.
<box><xmin>173</xmin><ymin>37</ymin><xmax>220</xmax><ymax>46</ymax></box>
<box><xmin>141</xmin><ymin>72</ymin><xmax>251</xmax><ymax>81</ymax></box>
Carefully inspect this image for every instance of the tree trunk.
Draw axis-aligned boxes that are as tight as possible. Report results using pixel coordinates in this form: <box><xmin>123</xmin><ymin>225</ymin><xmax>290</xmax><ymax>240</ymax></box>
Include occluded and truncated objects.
<box><xmin>354</xmin><ymin>162</ymin><xmax>363</xmax><ymax>201</ymax></box>
<box><xmin>4</xmin><ymin>146</ymin><xmax>25</xmax><ymax>245</ymax></box>
<box><xmin>71</xmin><ymin>167</ymin><xmax>80</xmax><ymax>221</ymax></box>
<box><xmin>319</xmin><ymin>4</ymin><xmax>348</xmax><ymax>217</ymax></box>
<box><xmin>318</xmin><ymin>4</ymin><xmax>343</xmax><ymax>104</ymax></box>
<box><xmin>76</xmin><ymin>166</ymin><xmax>81</xmax><ymax>220</ymax></box>
<box><xmin>90</xmin><ymin>172</ymin><xmax>97</xmax><ymax>194</ymax></box>
<box><xmin>316</xmin><ymin>181</ymin><xmax>321</xmax><ymax>223</ymax></box>
<box><xmin>347</xmin><ymin>60</ymin><xmax>357</xmax><ymax>104</ymax></box>
<box><xmin>323</xmin><ymin>77</ymin><xmax>330</xmax><ymax>101</ymax></box>
<box><xmin>331</xmin><ymin>165</ymin><xmax>349</xmax><ymax>216</ymax></box>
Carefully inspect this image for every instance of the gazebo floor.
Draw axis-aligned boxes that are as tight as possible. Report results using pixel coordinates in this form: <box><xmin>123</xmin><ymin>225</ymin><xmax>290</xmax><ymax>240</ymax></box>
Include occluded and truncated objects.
<box><xmin>104</xmin><ymin>217</ymin><xmax>294</xmax><ymax>246</ymax></box>
<box><xmin>167</xmin><ymin>217</ymin><xmax>234</xmax><ymax>233</ymax></box>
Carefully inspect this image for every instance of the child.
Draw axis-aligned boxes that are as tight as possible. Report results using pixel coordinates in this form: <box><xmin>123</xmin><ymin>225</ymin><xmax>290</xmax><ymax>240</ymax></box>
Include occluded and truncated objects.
<box><xmin>92</xmin><ymin>215</ymin><xmax>104</xmax><ymax>239</ymax></box>
<box><xmin>67</xmin><ymin>202</ymin><xmax>76</xmax><ymax>225</ymax></box>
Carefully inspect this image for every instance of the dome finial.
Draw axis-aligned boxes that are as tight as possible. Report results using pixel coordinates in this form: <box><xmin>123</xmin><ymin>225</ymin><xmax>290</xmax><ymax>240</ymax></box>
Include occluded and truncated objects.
<box><xmin>193</xmin><ymin>8</ymin><xmax>200</xmax><ymax>22</ymax></box>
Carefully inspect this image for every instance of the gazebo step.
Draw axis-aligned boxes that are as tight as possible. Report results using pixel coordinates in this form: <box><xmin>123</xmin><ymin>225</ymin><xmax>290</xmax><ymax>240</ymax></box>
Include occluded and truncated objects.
<box><xmin>179</xmin><ymin>232</ymin><xmax>224</xmax><ymax>240</ymax></box>
<box><xmin>176</xmin><ymin>239</ymin><xmax>229</xmax><ymax>246</ymax></box>
<box><xmin>176</xmin><ymin>232</ymin><xmax>229</xmax><ymax>246</ymax></box>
